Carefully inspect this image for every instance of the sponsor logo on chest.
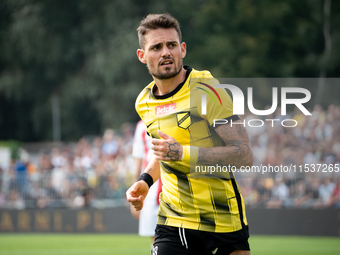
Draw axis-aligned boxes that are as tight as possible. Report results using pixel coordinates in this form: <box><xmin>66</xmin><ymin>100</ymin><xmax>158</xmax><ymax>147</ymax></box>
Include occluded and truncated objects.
<box><xmin>155</xmin><ymin>103</ymin><xmax>176</xmax><ymax>116</ymax></box>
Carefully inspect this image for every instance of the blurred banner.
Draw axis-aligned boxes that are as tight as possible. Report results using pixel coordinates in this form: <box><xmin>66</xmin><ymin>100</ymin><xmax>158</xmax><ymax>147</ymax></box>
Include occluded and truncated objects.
<box><xmin>0</xmin><ymin>207</ymin><xmax>138</xmax><ymax>233</ymax></box>
<box><xmin>0</xmin><ymin>207</ymin><xmax>339</xmax><ymax>236</ymax></box>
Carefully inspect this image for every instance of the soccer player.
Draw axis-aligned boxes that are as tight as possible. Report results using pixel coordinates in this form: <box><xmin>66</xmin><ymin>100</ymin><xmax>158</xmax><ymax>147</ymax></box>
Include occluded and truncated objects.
<box><xmin>126</xmin><ymin>13</ymin><xmax>253</xmax><ymax>255</ymax></box>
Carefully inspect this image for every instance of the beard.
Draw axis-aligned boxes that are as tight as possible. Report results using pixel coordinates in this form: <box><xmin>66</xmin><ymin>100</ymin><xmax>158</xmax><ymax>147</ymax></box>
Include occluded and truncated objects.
<box><xmin>147</xmin><ymin>58</ymin><xmax>183</xmax><ymax>80</ymax></box>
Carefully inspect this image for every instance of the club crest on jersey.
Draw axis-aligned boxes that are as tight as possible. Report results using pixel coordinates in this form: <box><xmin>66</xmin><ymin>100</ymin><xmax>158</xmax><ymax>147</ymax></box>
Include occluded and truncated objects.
<box><xmin>176</xmin><ymin>111</ymin><xmax>192</xmax><ymax>129</ymax></box>
<box><xmin>155</xmin><ymin>103</ymin><xmax>176</xmax><ymax>116</ymax></box>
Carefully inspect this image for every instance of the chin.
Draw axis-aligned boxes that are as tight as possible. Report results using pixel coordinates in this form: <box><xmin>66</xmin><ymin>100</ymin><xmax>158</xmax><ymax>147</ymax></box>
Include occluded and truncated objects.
<box><xmin>158</xmin><ymin>72</ymin><xmax>178</xmax><ymax>80</ymax></box>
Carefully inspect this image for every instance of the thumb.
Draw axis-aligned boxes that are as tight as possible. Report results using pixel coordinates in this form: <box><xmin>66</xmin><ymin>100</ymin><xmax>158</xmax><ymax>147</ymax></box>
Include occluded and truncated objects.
<box><xmin>158</xmin><ymin>130</ymin><xmax>171</xmax><ymax>140</ymax></box>
<box><xmin>130</xmin><ymin>183</ymin><xmax>141</xmax><ymax>194</ymax></box>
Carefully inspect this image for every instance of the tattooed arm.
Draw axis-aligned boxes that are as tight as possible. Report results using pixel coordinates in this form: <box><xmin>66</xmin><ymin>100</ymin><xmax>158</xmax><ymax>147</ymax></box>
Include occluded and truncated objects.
<box><xmin>197</xmin><ymin>120</ymin><xmax>253</xmax><ymax>168</ymax></box>
<box><xmin>152</xmin><ymin>121</ymin><xmax>253</xmax><ymax>169</ymax></box>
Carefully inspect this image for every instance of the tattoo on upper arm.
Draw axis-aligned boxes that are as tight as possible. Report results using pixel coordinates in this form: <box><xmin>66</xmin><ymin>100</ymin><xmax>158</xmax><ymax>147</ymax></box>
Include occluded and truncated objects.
<box><xmin>198</xmin><ymin>123</ymin><xmax>253</xmax><ymax>167</ymax></box>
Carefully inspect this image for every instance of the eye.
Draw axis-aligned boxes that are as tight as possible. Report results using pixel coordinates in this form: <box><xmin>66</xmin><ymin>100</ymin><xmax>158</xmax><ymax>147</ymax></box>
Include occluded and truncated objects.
<box><xmin>151</xmin><ymin>45</ymin><xmax>160</xmax><ymax>50</ymax></box>
<box><xmin>169</xmin><ymin>43</ymin><xmax>176</xmax><ymax>48</ymax></box>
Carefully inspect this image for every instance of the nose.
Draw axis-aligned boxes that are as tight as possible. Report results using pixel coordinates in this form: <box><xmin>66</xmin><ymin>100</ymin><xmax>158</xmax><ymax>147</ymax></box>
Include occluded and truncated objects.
<box><xmin>161</xmin><ymin>45</ymin><xmax>171</xmax><ymax>58</ymax></box>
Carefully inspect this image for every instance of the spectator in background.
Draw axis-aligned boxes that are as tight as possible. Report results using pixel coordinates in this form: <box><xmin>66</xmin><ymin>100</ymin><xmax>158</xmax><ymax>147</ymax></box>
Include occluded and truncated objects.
<box><xmin>267</xmin><ymin>176</ymin><xmax>289</xmax><ymax>208</ymax></box>
<box><xmin>327</xmin><ymin>178</ymin><xmax>340</xmax><ymax>208</ymax></box>
<box><xmin>250</xmin><ymin>178</ymin><xmax>269</xmax><ymax>207</ymax></box>
<box><xmin>39</xmin><ymin>151</ymin><xmax>53</xmax><ymax>172</ymax></box>
<box><xmin>305</xmin><ymin>178</ymin><xmax>321</xmax><ymax>207</ymax></box>
<box><xmin>73</xmin><ymin>138</ymin><xmax>92</xmax><ymax>172</ymax></box>
<box><xmin>72</xmin><ymin>178</ymin><xmax>91</xmax><ymax>207</ymax></box>
<box><xmin>51</xmin><ymin>164</ymin><xmax>68</xmax><ymax>200</ymax></box>
<box><xmin>291</xmin><ymin>179</ymin><xmax>309</xmax><ymax>208</ymax></box>
<box><xmin>51</xmin><ymin>148</ymin><xmax>67</xmax><ymax>168</ymax></box>
<box><xmin>80</xmin><ymin>147</ymin><xmax>93</xmax><ymax>171</ymax></box>
<box><xmin>14</xmin><ymin>149</ymin><xmax>30</xmax><ymax>196</ymax></box>
<box><xmin>91</xmin><ymin>136</ymin><xmax>102</xmax><ymax>167</ymax></box>
<box><xmin>73</xmin><ymin>187</ymin><xmax>91</xmax><ymax>208</ymax></box>
<box><xmin>102</xmin><ymin>129</ymin><xmax>120</xmax><ymax>161</ymax></box>
<box><xmin>319</xmin><ymin>178</ymin><xmax>335</xmax><ymax>207</ymax></box>
<box><xmin>120</xmin><ymin>123</ymin><xmax>134</xmax><ymax>155</ymax></box>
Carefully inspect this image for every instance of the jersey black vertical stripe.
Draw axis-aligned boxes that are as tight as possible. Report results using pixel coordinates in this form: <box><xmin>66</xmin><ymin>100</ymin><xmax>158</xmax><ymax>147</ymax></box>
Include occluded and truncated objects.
<box><xmin>231</xmin><ymin>178</ymin><xmax>245</xmax><ymax>228</ymax></box>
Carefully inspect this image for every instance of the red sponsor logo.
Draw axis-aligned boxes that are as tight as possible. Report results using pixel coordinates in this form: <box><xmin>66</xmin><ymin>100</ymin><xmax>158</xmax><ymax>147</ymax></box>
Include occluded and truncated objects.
<box><xmin>155</xmin><ymin>103</ymin><xmax>176</xmax><ymax>116</ymax></box>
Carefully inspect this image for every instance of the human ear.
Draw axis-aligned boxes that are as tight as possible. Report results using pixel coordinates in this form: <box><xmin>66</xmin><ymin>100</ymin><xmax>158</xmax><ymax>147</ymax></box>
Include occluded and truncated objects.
<box><xmin>180</xmin><ymin>42</ymin><xmax>187</xmax><ymax>59</ymax></box>
<box><xmin>137</xmin><ymin>49</ymin><xmax>146</xmax><ymax>64</ymax></box>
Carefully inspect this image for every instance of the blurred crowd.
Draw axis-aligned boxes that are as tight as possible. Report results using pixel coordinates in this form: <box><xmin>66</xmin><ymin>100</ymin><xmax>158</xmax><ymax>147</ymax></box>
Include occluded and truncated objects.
<box><xmin>0</xmin><ymin>123</ymin><xmax>136</xmax><ymax>209</ymax></box>
<box><xmin>0</xmin><ymin>104</ymin><xmax>339</xmax><ymax>209</ymax></box>
<box><xmin>239</xmin><ymin>104</ymin><xmax>340</xmax><ymax>208</ymax></box>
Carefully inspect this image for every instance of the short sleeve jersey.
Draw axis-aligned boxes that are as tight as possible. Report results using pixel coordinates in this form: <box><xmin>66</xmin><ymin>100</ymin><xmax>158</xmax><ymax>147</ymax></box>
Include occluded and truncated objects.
<box><xmin>135</xmin><ymin>66</ymin><xmax>247</xmax><ymax>233</ymax></box>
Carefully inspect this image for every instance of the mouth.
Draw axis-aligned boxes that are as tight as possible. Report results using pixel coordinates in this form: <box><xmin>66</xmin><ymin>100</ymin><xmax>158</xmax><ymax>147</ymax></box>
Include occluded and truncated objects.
<box><xmin>160</xmin><ymin>59</ymin><xmax>174</xmax><ymax>66</ymax></box>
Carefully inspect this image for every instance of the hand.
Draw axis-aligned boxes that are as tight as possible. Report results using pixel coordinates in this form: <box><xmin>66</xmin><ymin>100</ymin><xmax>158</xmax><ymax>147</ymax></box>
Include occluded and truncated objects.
<box><xmin>151</xmin><ymin>130</ymin><xmax>183</xmax><ymax>161</ymax></box>
<box><xmin>126</xmin><ymin>180</ymin><xmax>149</xmax><ymax>211</ymax></box>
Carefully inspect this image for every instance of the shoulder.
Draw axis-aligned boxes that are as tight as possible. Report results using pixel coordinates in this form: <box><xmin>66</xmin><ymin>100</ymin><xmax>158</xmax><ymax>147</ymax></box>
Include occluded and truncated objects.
<box><xmin>135</xmin><ymin>81</ymin><xmax>154</xmax><ymax>110</ymax></box>
<box><xmin>189</xmin><ymin>67</ymin><xmax>214</xmax><ymax>78</ymax></box>
<box><xmin>186</xmin><ymin>68</ymin><xmax>223</xmax><ymax>98</ymax></box>
<box><xmin>188</xmin><ymin>68</ymin><xmax>218</xmax><ymax>88</ymax></box>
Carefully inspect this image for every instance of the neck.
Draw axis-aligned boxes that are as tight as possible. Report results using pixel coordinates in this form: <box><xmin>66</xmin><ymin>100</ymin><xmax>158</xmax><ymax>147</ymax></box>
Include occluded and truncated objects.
<box><xmin>153</xmin><ymin>67</ymin><xmax>187</xmax><ymax>96</ymax></box>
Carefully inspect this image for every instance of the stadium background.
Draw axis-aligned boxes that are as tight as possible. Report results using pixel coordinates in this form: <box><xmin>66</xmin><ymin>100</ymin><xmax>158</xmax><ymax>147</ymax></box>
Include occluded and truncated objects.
<box><xmin>0</xmin><ymin>0</ymin><xmax>339</xmax><ymax>254</ymax></box>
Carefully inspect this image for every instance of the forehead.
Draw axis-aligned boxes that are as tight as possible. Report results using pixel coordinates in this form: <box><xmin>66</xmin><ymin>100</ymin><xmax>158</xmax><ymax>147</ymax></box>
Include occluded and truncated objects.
<box><xmin>144</xmin><ymin>28</ymin><xmax>180</xmax><ymax>47</ymax></box>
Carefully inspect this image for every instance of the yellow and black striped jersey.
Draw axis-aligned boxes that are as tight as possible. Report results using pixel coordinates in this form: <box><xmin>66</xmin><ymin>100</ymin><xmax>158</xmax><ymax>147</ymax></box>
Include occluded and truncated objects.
<box><xmin>135</xmin><ymin>66</ymin><xmax>248</xmax><ymax>233</ymax></box>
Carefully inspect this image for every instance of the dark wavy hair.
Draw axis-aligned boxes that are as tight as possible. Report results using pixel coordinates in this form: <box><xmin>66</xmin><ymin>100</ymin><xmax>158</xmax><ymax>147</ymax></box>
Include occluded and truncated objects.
<box><xmin>137</xmin><ymin>13</ymin><xmax>182</xmax><ymax>49</ymax></box>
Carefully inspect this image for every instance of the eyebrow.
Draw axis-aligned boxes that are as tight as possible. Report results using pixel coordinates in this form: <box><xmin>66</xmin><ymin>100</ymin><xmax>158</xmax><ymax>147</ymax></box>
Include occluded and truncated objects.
<box><xmin>149</xmin><ymin>41</ymin><xmax>178</xmax><ymax>49</ymax></box>
<box><xmin>166</xmin><ymin>41</ymin><xmax>178</xmax><ymax>45</ymax></box>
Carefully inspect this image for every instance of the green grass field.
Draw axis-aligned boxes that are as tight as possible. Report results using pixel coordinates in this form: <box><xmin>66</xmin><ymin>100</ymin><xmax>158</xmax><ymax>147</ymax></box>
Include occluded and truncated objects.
<box><xmin>0</xmin><ymin>234</ymin><xmax>339</xmax><ymax>255</ymax></box>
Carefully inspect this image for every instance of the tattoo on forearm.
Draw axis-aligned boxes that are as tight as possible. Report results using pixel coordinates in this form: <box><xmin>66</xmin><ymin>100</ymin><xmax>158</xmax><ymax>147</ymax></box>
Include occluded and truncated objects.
<box><xmin>165</xmin><ymin>142</ymin><xmax>180</xmax><ymax>161</ymax></box>
<box><xmin>147</xmin><ymin>168</ymin><xmax>152</xmax><ymax>173</ymax></box>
